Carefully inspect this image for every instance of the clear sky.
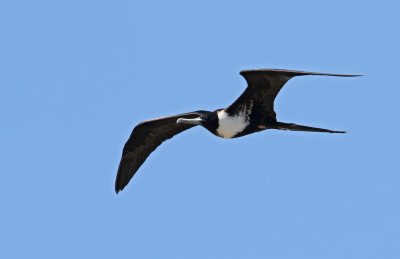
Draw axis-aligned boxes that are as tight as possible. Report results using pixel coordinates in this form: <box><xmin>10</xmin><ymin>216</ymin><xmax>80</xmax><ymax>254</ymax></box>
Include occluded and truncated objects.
<box><xmin>1</xmin><ymin>0</ymin><xmax>399</xmax><ymax>258</ymax></box>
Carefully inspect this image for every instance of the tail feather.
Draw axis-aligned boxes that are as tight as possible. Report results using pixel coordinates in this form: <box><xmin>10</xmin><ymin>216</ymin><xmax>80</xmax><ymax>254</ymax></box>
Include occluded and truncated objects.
<box><xmin>273</xmin><ymin>122</ymin><xmax>346</xmax><ymax>134</ymax></box>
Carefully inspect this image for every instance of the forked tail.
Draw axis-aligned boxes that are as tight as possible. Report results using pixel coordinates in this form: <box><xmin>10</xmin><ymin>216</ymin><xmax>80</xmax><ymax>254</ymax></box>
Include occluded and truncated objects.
<box><xmin>273</xmin><ymin>122</ymin><xmax>346</xmax><ymax>134</ymax></box>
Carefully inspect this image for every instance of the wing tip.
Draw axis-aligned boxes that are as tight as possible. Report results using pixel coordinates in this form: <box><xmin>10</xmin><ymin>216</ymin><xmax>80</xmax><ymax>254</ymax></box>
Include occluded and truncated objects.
<box><xmin>114</xmin><ymin>158</ymin><xmax>131</xmax><ymax>194</ymax></box>
<box><xmin>330</xmin><ymin>130</ymin><xmax>347</xmax><ymax>134</ymax></box>
<box><xmin>115</xmin><ymin>178</ymin><xmax>123</xmax><ymax>194</ymax></box>
<box><xmin>240</xmin><ymin>68</ymin><xmax>363</xmax><ymax>77</ymax></box>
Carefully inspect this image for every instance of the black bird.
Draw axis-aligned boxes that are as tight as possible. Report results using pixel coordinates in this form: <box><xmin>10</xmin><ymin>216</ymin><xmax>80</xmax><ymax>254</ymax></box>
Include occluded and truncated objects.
<box><xmin>115</xmin><ymin>69</ymin><xmax>360</xmax><ymax>193</ymax></box>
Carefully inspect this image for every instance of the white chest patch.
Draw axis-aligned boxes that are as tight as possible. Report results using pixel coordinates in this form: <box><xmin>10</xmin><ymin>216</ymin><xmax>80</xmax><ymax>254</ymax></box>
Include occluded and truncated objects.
<box><xmin>216</xmin><ymin>110</ymin><xmax>250</xmax><ymax>138</ymax></box>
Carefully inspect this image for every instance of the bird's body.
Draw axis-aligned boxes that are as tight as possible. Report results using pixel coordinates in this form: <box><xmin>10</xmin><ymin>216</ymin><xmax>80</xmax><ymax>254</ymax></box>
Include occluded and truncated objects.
<box><xmin>115</xmin><ymin>69</ymin><xmax>361</xmax><ymax>193</ymax></box>
<box><xmin>216</xmin><ymin>109</ymin><xmax>250</xmax><ymax>138</ymax></box>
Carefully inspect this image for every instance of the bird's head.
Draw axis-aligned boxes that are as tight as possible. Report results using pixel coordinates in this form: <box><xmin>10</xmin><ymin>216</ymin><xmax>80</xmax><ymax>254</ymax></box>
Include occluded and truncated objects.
<box><xmin>176</xmin><ymin>110</ymin><xmax>219</xmax><ymax>132</ymax></box>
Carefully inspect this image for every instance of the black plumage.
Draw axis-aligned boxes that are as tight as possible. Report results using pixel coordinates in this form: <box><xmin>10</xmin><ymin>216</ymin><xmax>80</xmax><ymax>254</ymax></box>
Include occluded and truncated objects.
<box><xmin>115</xmin><ymin>69</ymin><xmax>361</xmax><ymax>193</ymax></box>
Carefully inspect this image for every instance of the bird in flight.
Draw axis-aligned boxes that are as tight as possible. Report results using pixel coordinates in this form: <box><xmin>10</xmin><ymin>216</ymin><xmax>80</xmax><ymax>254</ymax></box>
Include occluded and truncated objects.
<box><xmin>115</xmin><ymin>68</ymin><xmax>360</xmax><ymax>193</ymax></box>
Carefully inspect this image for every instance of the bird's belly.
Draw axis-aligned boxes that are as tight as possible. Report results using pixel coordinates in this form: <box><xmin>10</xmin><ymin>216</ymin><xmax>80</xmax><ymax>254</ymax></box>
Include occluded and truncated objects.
<box><xmin>216</xmin><ymin>110</ymin><xmax>250</xmax><ymax>138</ymax></box>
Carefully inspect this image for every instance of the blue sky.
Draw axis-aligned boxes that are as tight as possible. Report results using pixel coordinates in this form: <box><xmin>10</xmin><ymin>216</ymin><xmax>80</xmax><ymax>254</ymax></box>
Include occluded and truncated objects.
<box><xmin>1</xmin><ymin>0</ymin><xmax>399</xmax><ymax>258</ymax></box>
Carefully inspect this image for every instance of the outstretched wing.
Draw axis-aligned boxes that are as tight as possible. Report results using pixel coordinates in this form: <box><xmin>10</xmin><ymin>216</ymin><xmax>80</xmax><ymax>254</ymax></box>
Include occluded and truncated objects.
<box><xmin>115</xmin><ymin>111</ymin><xmax>207</xmax><ymax>193</ymax></box>
<box><xmin>226</xmin><ymin>69</ymin><xmax>361</xmax><ymax>122</ymax></box>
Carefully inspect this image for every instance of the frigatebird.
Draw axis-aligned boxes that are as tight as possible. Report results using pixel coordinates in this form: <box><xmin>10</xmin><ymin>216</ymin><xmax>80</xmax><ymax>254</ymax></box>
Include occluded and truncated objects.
<box><xmin>115</xmin><ymin>69</ymin><xmax>360</xmax><ymax>193</ymax></box>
